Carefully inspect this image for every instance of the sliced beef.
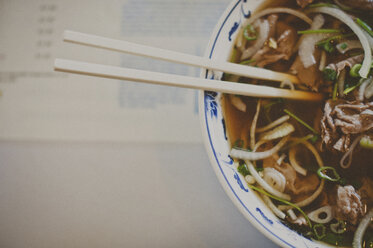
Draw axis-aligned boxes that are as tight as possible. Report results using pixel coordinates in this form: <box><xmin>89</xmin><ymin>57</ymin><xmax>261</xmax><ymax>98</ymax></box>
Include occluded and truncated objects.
<box><xmin>334</xmin><ymin>185</ymin><xmax>364</xmax><ymax>225</ymax></box>
<box><xmin>325</xmin><ymin>55</ymin><xmax>364</xmax><ymax>76</ymax></box>
<box><xmin>321</xmin><ymin>99</ymin><xmax>373</xmax><ymax>151</ymax></box>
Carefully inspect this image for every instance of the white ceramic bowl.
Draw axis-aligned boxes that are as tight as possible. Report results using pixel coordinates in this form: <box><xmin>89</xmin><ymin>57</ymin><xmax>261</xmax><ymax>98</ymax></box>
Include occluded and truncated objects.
<box><xmin>199</xmin><ymin>1</ymin><xmax>332</xmax><ymax>247</ymax></box>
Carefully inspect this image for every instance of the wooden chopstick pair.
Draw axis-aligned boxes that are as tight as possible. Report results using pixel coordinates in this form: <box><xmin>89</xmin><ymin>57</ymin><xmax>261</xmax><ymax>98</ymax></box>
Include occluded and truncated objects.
<box><xmin>54</xmin><ymin>30</ymin><xmax>323</xmax><ymax>101</ymax></box>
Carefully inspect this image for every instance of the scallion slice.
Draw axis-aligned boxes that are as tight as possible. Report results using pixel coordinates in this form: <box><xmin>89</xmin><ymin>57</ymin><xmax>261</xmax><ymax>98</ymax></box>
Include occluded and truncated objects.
<box><xmin>317</xmin><ymin>166</ymin><xmax>341</xmax><ymax>182</ymax></box>
<box><xmin>356</xmin><ymin>18</ymin><xmax>373</xmax><ymax>37</ymax></box>
<box><xmin>243</xmin><ymin>24</ymin><xmax>257</xmax><ymax>41</ymax></box>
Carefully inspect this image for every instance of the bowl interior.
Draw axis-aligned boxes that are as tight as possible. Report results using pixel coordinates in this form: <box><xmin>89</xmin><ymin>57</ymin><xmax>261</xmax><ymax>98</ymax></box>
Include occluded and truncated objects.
<box><xmin>198</xmin><ymin>1</ymin><xmax>332</xmax><ymax>247</ymax></box>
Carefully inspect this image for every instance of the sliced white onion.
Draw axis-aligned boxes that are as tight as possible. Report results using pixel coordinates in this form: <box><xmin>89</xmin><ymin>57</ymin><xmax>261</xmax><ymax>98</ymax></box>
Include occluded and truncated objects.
<box><xmin>241</xmin><ymin>19</ymin><xmax>270</xmax><ymax>60</ymax></box>
<box><xmin>308</xmin><ymin>205</ymin><xmax>334</xmax><ymax>224</ymax></box>
<box><xmin>289</xmin><ymin>147</ymin><xmax>308</xmax><ymax>176</ymax></box>
<box><xmin>229</xmin><ymin>95</ymin><xmax>246</xmax><ymax>112</ymax></box>
<box><xmin>298</xmin><ymin>14</ymin><xmax>329</xmax><ymax>68</ymax></box>
<box><xmin>358</xmin><ymin>77</ymin><xmax>373</xmax><ymax>101</ymax></box>
<box><xmin>230</xmin><ymin>136</ymin><xmax>289</xmax><ymax>161</ymax></box>
<box><xmin>336</xmin><ymin>40</ymin><xmax>362</xmax><ymax>54</ymax></box>
<box><xmin>245</xmin><ymin>7</ymin><xmax>312</xmax><ymax>26</ymax></box>
<box><xmin>247</xmin><ymin>161</ymin><xmax>291</xmax><ymax>200</ymax></box>
<box><xmin>276</xmin><ymin>153</ymin><xmax>286</xmax><ymax>166</ymax></box>
<box><xmin>260</xmin><ymin>122</ymin><xmax>295</xmax><ymax>141</ymax></box>
<box><xmin>364</xmin><ymin>77</ymin><xmax>373</xmax><ymax>99</ymax></box>
<box><xmin>263</xmin><ymin>168</ymin><xmax>286</xmax><ymax>193</ymax></box>
<box><xmin>353</xmin><ymin>208</ymin><xmax>373</xmax><ymax>248</ymax></box>
<box><xmin>262</xmin><ymin>194</ymin><xmax>286</xmax><ymax>219</ymax></box>
<box><xmin>256</xmin><ymin>115</ymin><xmax>290</xmax><ymax>133</ymax></box>
<box><xmin>308</xmin><ymin>7</ymin><xmax>372</xmax><ymax>78</ymax></box>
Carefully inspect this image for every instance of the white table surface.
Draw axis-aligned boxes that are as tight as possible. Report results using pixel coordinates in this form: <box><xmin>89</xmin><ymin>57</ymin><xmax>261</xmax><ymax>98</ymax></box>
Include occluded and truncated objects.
<box><xmin>0</xmin><ymin>141</ymin><xmax>279</xmax><ymax>248</ymax></box>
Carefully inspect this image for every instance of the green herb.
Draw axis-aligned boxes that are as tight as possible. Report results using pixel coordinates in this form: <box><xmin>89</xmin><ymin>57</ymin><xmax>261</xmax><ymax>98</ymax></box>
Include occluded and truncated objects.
<box><xmin>356</xmin><ymin>18</ymin><xmax>373</xmax><ymax>37</ymax></box>
<box><xmin>360</xmin><ymin>136</ymin><xmax>373</xmax><ymax>149</ymax></box>
<box><xmin>316</xmin><ymin>33</ymin><xmax>354</xmax><ymax>53</ymax></box>
<box><xmin>247</xmin><ymin>184</ymin><xmax>312</xmax><ymax>228</ymax></box>
<box><xmin>339</xmin><ymin>43</ymin><xmax>347</xmax><ymax>50</ymax></box>
<box><xmin>343</xmin><ymin>78</ymin><xmax>364</xmax><ymax>94</ymax></box>
<box><xmin>323</xmin><ymin>68</ymin><xmax>337</xmax><ymax>81</ymax></box>
<box><xmin>240</xmin><ymin>59</ymin><xmax>256</xmax><ymax>65</ymax></box>
<box><xmin>314</xmin><ymin>224</ymin><xmax>327</xmax><ymax>240</ymax></box>
<box><xmin>298</xmin><ymin>29</ymin><xmax>341</xmax><ymax>35</ymax></box>
<box><xmin>317</xmin><ymin>166</ymin><xmax>341</xmax><ymax>182</ymax></box>
<box><xmin>243</xmin><ymin>24</ymin><xmax>257</xmax><ymax>41</ymax></box>
<box><xmin>237</xmin><ymin>162</ymin><xmax>250</xmax><ymax>177</ymax></box>
<box><xmin>349</xmin><ymin>63</ymin><xmax>362</xmax><ymax>77</ymax></box>
<box><xmin>284</xmin><ymin>109</ymin><xmax>319</xmax><ymax>135</ymax></box>
<box><xmin>320</xmin><ymin>231</ymin><xmax>353</xmax><ymax>246</ymax></box>
<box><xmin>332</xmin><ymin>81</ymin><xmax>338</xmax><ymax>100</ymax></box>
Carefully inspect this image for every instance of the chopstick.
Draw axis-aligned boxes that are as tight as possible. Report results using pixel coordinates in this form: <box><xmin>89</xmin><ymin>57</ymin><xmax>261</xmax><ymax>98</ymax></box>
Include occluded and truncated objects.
<box><xmin>63</xmin><ymin>30</ymin><xmax>300</xmax><ymax>84</ymax></box>
<box><xmin>54</xmin><ymin>58</ymin><xmax>323</xmax><ymax>101</ymax></box>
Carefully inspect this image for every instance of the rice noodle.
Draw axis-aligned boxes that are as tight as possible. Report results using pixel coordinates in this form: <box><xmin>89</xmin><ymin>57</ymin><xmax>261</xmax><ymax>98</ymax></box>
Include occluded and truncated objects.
<box><xmin>262</xmin><ymin>194</ymin><xmax>286</xmax><ymax>219</ymax></box>
<box><xmin>287</xmin><ymin>209</ymin><xmax>297</xmax><ymax>221</ymax></box>
<box><xmin>230</xmin><ymin>136</ymin><xmax>289</xmax><ymax>161</ymax></box>
<box><xmin>289</xmin><ymin>147</ymin><xmax>308</xmax><ymax>176</ymax></box>
<box><xmin>340</xmin><ymin>135</ymin><xmax>364</xmax><ymax>168</ymax></box>
<box><xmin>352</xmin><ymin>208</ymin><xmax>373</xmax><ymax>248</ymax></box>
<box><xmin>290</xmin><ymin>138</ymin><xmax>324</xmax><ymax>168</ymax></box>
<box><xmin>247</xmin><ymin>161</ymin><xmax>291</xmax><ymax>200</ymax></box>
<box><xmin>276</xmin><ymin>154</ymin><xmax>286</xmax><ymax>165</ymax></box>
<box><xmin>364</xmin><ymin>77</ymin><xmax>373</xmax><ymax>99</ymax></box>
<box><xmin>278</xmin><ymin>180</ymin><xmax>325</xmax><ymax>210</ymax></box>
<box><xmin>241</xmin><ymin>20</ymin><xmax>270</xmax><ymax>60</ymax></box>
<box><xmin>245</xmin><ymin>7</ymin><xmax>312</xmax><ymax>26</ymax></box>
<box><xmin>250</xmin><ymin>100</ymin><xmax>261</xmax><ymax>150</ymax></box>
<box><xmin>308</xmin><ymin>7</ymin><xmax>372</xmax><ymax>78</ymax></box>
<box><xmin>307</xmin><ymin>205</ymin><xmax>334</xmax><ymax>224</ymax></box>
<box><xmin>256</xmin><ymin>115</ymin><xmax>290</xmax><ymax>133</ymax></box>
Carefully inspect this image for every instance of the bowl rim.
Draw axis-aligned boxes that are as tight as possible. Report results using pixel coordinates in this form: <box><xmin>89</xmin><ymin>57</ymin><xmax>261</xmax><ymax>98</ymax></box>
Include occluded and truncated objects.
<box><xmin>198</xmin><ymin>1</ymin><xmax>310</xmax><ymax>247</ymax></box>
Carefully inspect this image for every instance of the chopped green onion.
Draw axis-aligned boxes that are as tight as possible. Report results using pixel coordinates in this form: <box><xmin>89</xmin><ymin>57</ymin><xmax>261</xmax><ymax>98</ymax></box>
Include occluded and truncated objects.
<box><xmin>349</xmin><ymin>64</ymin><xmax>362</xmax><ymax>77</ymax></box>
<box><xmin>284</xmin><ymin>109</ymin><xmax>319</xmax><ymax>135</ymax></box>
<box><xmin>323</xmin><ymin>68</ymin><xmax>337</xmax><ymax>81</ymax></box>
<box><xmin>356</xmin><ymin>18</ymin><xmax>373</xmax><ymax>37</ymax></box>
<box><xmin>343</xmin><ymin>78</ymin><xmax>364</xmax><ymax>94</ymax></box>
<box><xmin>298</xmin><ymin>29</ymin><xmax>341</xmax><ymax>35</ymax></box>
<box><xmin>314</xmin><ymin>224</ymin><xmax>327</xmax><ymax>240</ymax></box>
<box><xmin>332</xmin><ymin>81</ymin><xmax>338</xmax><ymax>100</ymax></box>
<box><xmin>247</xmin><ymin>184</ymin><xmax>312</xmax><ymax>228</ymax></box>
<box><xmin>360</xmin><ymin>136</ymin><xmax>373</xmax><ymax>149</ymax></box>
<box><xmin>316</xmin><ymin>33</ymin><xmax>355</xmax><ymax>53</ymax></box>
<box><xmin>243</xmin><ymin>24</ymin><xmax>257</xmax><ymax>41</ymax></box>
<box><xmin>307</xmin><ymin>3</ymin><xmax>338</xmax><ymax>8</ymax></box>
<box><xmin>240</xmin><ymin>59</ymin><xmax>256</xmax><ymax>65</ymax></box>
<box><xmin>317</xmin><ymin>166</ymin><xmax>341</xmax><ymax>182</ymax></box>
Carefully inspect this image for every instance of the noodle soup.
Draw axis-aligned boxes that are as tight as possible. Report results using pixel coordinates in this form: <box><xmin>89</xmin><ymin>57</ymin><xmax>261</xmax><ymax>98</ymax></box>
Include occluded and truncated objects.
<box><xmin>221</xmin><ymin>0</ymin><xmax>373</xmax><ymax>246</ymax></box>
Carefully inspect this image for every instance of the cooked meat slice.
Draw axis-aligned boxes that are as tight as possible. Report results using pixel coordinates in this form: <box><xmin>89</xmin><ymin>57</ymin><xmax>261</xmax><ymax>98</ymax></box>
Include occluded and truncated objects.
<box><xmin>335</xmin><ymin>185</ymin><xmax>364</xmax><ymax>225</ymax></box>
<box><xmin>290</xmin><ymin>51</ymin><xmax>322</xmax><ymax>91</ymax></box>
<box><xmin>321</xmin><ymin>99</ymin><xmax>373</xmax><ymax>151</ymax></box>
<box><xmin>325</xmin><ymin>55</ymin><xmax>364</xmax><ymax>76</ymax></box>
